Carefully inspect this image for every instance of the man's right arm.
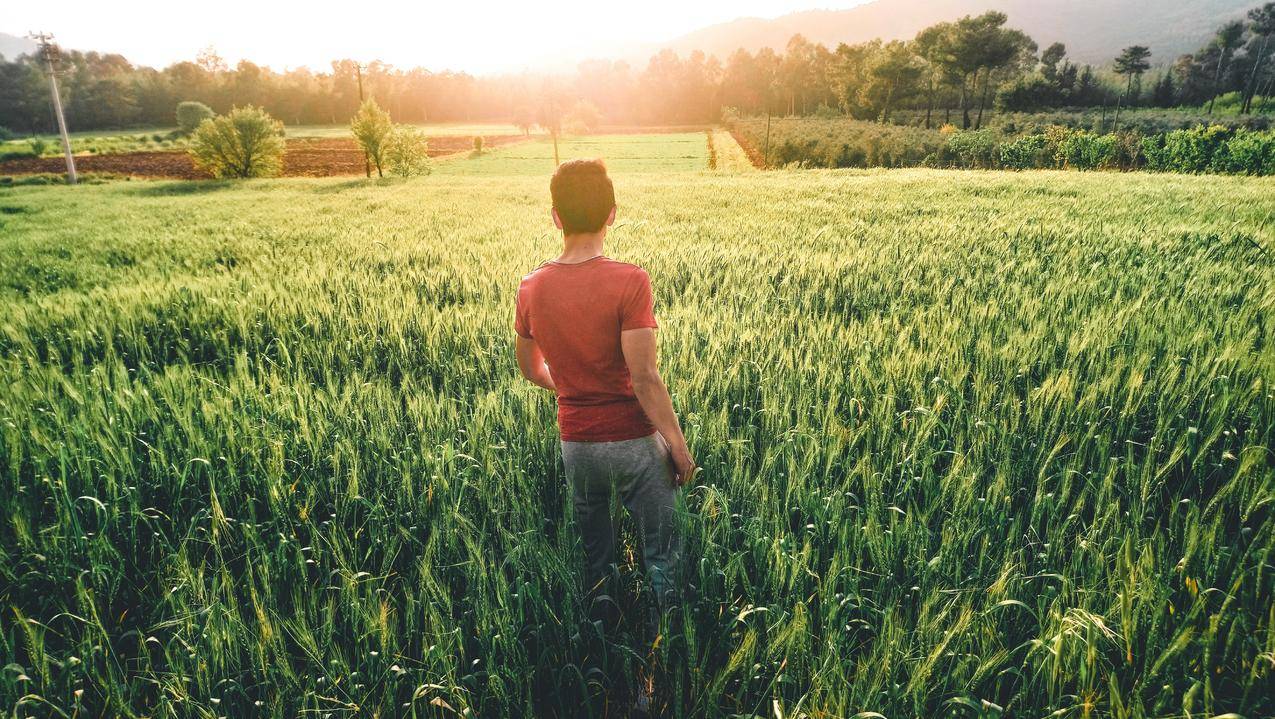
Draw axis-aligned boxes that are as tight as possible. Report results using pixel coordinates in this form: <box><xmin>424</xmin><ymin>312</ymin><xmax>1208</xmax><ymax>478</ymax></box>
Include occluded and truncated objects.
<box><xmin>621</xmin><ymin>327</ymin><xmax>695</xmax><ymax>485</ymax></box>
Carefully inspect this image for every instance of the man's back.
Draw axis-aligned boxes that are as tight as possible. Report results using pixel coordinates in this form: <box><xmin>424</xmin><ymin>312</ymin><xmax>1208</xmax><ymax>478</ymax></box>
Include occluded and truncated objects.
<box><xmin>515</xmin><ymin>256</ymin><xmax>658</xmax><ymax>442</ymax></box>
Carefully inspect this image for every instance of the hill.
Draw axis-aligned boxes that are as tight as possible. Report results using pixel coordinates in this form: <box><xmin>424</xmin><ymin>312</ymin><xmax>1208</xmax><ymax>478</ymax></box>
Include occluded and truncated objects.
<box><xmin>659</xmin><ymin>0</ymin><xmax>1263</xmax><ymax>66</ymax></box>
<box><xmin>0</xmin><ymin>32</ymin><xmax>37</xmax><ymax>61</ymax></box>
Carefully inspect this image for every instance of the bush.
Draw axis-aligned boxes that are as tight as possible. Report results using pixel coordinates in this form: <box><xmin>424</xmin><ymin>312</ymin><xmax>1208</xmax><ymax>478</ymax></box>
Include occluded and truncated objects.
<box><xmin>1211</xmin><ymin>130</ymin><xmax>1275</xmax><ymax>175</ymax></box>
<box><xmin>1161</xmin><ymin>125</ymin><xmax>1233</xmax><ymax>174</ymax></box>
<box><xmin>0</xmin><ymin>126</ymin><xmax>13</xmax><ymax>142</ymax></box>
<box><xmin>472</xmin><ymin>135</ymin><xmax>484</xmax><ymax>154</ymax></box>
<box><xmin>29</xmin><ymin>138</ymin><xmax>50</xmax><ymax>156</ymax></box>
<box><xmin>188</xmin><ymin>106</ymin><xmax>286</xmax><ymax>179</ymax></box>
<box><xmin>350</xmin><ymin>99</ymin><xmax>392</xmax><ymax>177</ymax></box>
<box><xmin>998</xmin><ymin>134</ymin><xmax>1050</xmax><ymax>170</ymax></box>
<box><xmin>386</xmin><ymin>126</ymin><xmax>432</xmax><ymax>177</ymax></box>
<box><xmin>1056</xmin><ymin>130</ymin><xmax>1116</xmax><ymax>170</ymax></box>
<box><xmin>945</xmin><ymin>129</ymin><xmax>999</xmax><ymax>169</ymax></box>
<box><xmin>0</xmin><ymin>147</ymin><xmax>36</xmax><ymax>162</ymax></box>
<box><xmin>176</xmin><ymin>101</ymin><xmax>215</xmax><ymax>136</ymax></box>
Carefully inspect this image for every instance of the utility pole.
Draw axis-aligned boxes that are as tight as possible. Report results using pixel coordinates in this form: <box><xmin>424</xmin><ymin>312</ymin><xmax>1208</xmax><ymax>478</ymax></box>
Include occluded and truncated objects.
<box><xmin>355</xmin><ymin>63</ymin><xmax>370</xmax><ymax>178</ymax></box>
<box><xmin>29</xmin><ymin>32</ymin><xmax>77</xmax><ymax>185</ymax></box>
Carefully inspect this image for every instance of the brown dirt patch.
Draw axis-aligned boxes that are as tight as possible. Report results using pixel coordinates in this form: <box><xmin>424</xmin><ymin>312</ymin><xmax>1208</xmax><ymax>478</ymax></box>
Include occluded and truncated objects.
<box><xmin>0</xmin><ymin>134</ymin><xmax>531</xmax><ymax>179</ymax></box>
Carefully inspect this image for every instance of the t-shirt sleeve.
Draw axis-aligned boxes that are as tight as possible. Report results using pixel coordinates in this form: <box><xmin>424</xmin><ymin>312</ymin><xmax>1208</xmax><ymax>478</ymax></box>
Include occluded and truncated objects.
<box><xmin>620</xmin><ymin>269</ymin><xmax>659</xmax><ymax>331</ymax></box>
<box><xmin>514</xmin><ymin>284</ymin><xmax>533</xmax><ymax>339</ymax></box>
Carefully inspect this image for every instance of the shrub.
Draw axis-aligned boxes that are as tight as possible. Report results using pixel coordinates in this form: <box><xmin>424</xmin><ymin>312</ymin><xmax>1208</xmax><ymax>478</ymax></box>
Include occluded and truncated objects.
<box><xmin>1212</xmin><ymin>130</ymin><xmax>1275</xmax><ymax>176</ymax></box>
<box><xmin>0</xmin><ymin>126</ymin><xmax>13</xmax><ymax>142</ymax></box>
<box><xmin>1155</xmin><ymin>125</ymin><xmax>1234</xmax><ymax>174</ymax></box>
<box><xmin>188</xmin><ymin>106</ymin><xmax>286</xmax><ymax>179</ymax></box>
<box><xmin>1056</xmin><ymin>130</ymin><xmax>1116</xmax><ymax>170</ymax></box>
<box><xmin>0</xmin><ymin>147</ymin><xmax>36</xmax><ymax>162</ymax></box>
<box><xmin>386</xmin><ymin>126</ymin><xmax>432</xmax><ymax>177</ymax></box>
<box><xmin>30</xmin><ymin>138</ymin><xmax>50</xmax><ymax>156</ymax></box>
<box><xmin>1111</xmin><ymin>131</ymin><xmax>1145</xmax><ymax>170</ymax></box>
<box><xmin>998</xmin><ymin>134</ymin><xmax>1050</xmax><ymax>170</ymax></box>
<box><xmin>472</xmin><ymin>135</ymin><xmax>484</xmax><ymax>154</ymax></box>
<box><xmin>350</xmin><ymin>99</ymin><xmax>392</xmax><ymax>177</ymax></box>
<box><xmin>813</xmin><ymin>104</ymin><xmax>842</xmax><ymax>119</ymax></box>
<box><xmin>176</xmin><ymin>101</ymin><xmax>215</xmax><ymax>136</ymax></box>
<box><xmin>945</xmin><ymin>130</ymin><xmax>999</xmax><ymax>169</ymax></box>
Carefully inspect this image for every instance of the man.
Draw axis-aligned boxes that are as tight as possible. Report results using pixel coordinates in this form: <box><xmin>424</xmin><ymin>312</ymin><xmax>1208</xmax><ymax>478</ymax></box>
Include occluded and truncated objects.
<box><xmin>514</xmin><ymin>158</ymin><xmax>695</xmax><ymax>617</ymax></box>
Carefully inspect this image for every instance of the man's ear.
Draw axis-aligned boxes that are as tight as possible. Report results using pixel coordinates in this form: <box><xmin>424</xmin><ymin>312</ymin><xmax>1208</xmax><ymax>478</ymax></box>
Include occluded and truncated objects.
<box><xmin>551</xmin><ymin>207</ymin><xmax>563</xmax><ymax>230</ymax></box>
<box><xmin>606</xmin><ymin>205</ymin><xmax>617</xmax><ymax>227</ymax></box>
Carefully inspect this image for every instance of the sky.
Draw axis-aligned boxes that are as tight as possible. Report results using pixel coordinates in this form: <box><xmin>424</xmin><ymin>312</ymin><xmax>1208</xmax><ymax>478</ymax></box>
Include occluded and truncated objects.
<box><xmin>4</xmin><ymin>0</ymin><xmax>867</xmax><ymax>75</ymax></box>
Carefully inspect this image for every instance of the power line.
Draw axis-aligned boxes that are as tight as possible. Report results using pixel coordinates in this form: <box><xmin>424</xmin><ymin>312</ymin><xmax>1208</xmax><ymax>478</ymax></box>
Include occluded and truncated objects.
<box><xmin>28</xmin><ymin>32</ymin><xmax>77</xmax><ymax>185</ymax></box>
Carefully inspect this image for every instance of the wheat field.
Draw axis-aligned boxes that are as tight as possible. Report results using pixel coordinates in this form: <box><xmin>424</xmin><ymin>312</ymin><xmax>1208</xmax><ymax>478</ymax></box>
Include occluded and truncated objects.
<box><xmin>1</xmin><ymin>164</ymin><xmax>1273</xmax><ymax>718</ymax></box>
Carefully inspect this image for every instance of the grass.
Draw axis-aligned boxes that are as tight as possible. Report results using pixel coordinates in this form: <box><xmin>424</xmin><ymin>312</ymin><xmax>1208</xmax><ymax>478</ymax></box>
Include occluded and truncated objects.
<box><xmin>0</xmin><ymin>166</ymin><xmax>1272</xmax><ymax>718</ymax></box>
<box><xmin>435</xmin><ymin>133</ymin><xmax>710</xmax><ymax>175</ymax></box>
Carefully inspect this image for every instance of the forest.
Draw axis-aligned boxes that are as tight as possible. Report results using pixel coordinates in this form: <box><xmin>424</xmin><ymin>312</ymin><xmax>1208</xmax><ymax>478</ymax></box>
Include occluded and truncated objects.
<box><xmin>2</xmin><ymin>5</ymin><xmax>1273</xmax><ymax>135</ymax></box>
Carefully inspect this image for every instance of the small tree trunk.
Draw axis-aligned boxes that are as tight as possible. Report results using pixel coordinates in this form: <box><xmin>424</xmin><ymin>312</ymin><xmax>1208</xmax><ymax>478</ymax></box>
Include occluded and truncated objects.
<box><xmin>975</xmin><ymin>70</ymin><xmax>992</xmax><ymax>130</ymax></box>
<box><xmin>881</xmin><ymin>74</ymin><xmax>897</xmax><ymax>124</ymax></box>
<box><xmin>1113</xmin><ymin>74</ymin><xmax>1132</xmax><ymax>131</ymax></box>
<box><xmin>961</xmin><ymin>72</ymin><xmax>973</xmax><ymax>129</ymax></box>
<box><xmin>1208</xmin><ymin>50</ymin><xmax>1227</xmax><ymax>115</ymax></box>
<box><xmin>924</xmin><ymin>77</ymin><xmax>935</xmax><ymax>129</ymax></box>
<box><xmin>1242</xmin><ymin>35</ymin><xmax>1271</xmax><ymax>114</ymax></box>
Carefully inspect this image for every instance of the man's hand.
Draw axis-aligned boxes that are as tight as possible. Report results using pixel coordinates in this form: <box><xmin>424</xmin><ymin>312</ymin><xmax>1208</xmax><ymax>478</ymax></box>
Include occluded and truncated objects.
<box><xmin>669</xmin><ymin>443</ymin><xmax>696</xmax><ymax>486</ymax></box>
<box><xmin>515</xmin><ymin>335</ymin><xmax>556</xmax><ymax>392</ymax></box>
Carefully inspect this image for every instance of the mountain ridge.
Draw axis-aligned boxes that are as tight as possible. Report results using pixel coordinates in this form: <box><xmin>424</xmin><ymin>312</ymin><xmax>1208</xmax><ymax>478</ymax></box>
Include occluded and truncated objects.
<box><xmin>656</xmin><ymin>0</ymin><xmax>1263</xmax><ymax>66</ymax></box>
<box><xmin>0</xmin><ymin>32</ymin><xmax>38</xmax><ymax>61</ymax></box>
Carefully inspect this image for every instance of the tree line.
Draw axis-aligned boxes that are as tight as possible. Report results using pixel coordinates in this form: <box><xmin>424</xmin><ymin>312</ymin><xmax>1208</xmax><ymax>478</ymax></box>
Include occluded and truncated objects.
<box><xmin>1</xmin><ymin>3</ymin><xmax>1272</xmax><ymax>136</ymax></box>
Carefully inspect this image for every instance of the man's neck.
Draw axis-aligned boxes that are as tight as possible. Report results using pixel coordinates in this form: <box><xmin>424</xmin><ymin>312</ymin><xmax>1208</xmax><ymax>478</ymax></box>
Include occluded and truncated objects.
<box><xmin>556</xmin><ymin>232</ymin><xmax>606</xmax><ymax>264</ymax></box>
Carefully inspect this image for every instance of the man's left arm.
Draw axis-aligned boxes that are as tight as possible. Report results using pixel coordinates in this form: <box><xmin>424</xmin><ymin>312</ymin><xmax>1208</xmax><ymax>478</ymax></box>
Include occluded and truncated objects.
<box><xmin>516</xmin><ymin>335</ymin><xmax>556</xmax><ymax>391</ymax></box>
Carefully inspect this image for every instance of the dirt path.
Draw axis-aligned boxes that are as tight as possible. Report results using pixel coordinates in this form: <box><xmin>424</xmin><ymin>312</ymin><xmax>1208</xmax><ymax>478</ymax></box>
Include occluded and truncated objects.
<box><xmin>0</xmin><ymin>135</ymin><xmax>532</xmax><ymax>179</ymax></box>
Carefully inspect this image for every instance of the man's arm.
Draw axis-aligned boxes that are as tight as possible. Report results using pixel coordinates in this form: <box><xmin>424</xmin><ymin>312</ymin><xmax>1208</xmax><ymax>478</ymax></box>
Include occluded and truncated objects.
<box><xmin>515</xmin><ymin>335</ymin><xmax>556</xmax><ymax>391</ymax></box>
<box><xmin>621</xmin><ymin>327</ymin><xmax>695</xmax><ymax>485</ymax></box>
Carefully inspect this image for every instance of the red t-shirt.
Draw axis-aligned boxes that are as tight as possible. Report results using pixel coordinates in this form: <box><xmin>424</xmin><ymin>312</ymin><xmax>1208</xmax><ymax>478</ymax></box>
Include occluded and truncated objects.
<box><xmin>515</xmin><ymin>257</ymin><xmax>659</xmax><ymax>442</ymax></box>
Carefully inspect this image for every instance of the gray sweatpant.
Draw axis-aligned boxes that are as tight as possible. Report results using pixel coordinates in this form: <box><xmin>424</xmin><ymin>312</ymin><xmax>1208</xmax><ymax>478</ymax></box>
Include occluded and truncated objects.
<box><xmin>561</xmin><ymin>432</ymin><xmax>683</xmax><ymax>608</ymax></box>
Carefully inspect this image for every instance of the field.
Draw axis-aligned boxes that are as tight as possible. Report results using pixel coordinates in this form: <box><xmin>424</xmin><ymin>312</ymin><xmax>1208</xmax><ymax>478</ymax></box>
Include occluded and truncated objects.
<box><xmin>0</xmin><ymin>130</ymin><xmax>716</xmax><ymax>180</ymax></box>
<box><xmin>0</xmin><ymin>141</ymin><xmax>1273</xmax><ymax>718</ymax></box>
<box><xmin>435</xmin><ymin>133</ymin><xmax>711</xmax><ymax>175</ymax></box>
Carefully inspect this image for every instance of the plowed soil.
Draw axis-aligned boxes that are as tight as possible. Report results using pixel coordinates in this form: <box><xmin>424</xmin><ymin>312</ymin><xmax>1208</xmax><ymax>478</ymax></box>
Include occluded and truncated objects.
<box><xmin>0</xmin><ymin>135</ymin><xmax>529</xmax><ymax>179</ymax></box>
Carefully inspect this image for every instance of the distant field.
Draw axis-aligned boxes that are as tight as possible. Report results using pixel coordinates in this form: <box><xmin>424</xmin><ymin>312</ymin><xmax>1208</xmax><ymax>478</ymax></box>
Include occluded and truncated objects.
<box><xmin>1</xmin><ymin>168</ymin><xmax>1271</xmax><ymax>717</ymax></box>
<box><xmin>435</xmin><ymin>132</ymin><xmax>711</xmax><ymax>175</ymax></box>
<box><xmin>1</xmin><ymin>129</ymin><xmax>733</xmax><ymax>179</ymax></box>
<box><xmin>0</xmin><ymin>122</ymin><xmax>529</xmax><ymax>158</ymax></box>
<box><xmin>285</xmin><ymin>122</ymin><xmax>526</xmax><ymax>138</ymax></box>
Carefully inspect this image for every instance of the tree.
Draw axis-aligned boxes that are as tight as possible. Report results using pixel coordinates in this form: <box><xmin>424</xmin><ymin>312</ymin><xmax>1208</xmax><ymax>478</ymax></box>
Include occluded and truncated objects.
<box><xmin>350</xmin><ymin>98</ymin><xmax>392</xmax><ymax>177</ymax></box>
<box><xmin>563</xmin><ymin>99</ymin><xmax>602</xmax><ymax>134</ymax></box>
<box><xmin>1112</xmin><ymin>45</ymin><xmax>1152</xmax><ymax>129</ymax></box>
<box><xmin>1208</xmin><ymin>21</ymin><xmax>1246</xmax><ymax>114</ymax></box>
<box><xmin>914</xmin><ymin>23</ymin><xmax>955</xmax><ymax>128</ymax></box>
<box><xmin>1151</xmin><ymin>72</ymin><xmax>1177</xmax><ymax>107</ymax></box>
<box><xmin>188</xmin><ymin>105</ymin><xmax>285</xmax><ymax>179</ymax></box>
<box><xmin>385</xmin><ymin>125</ymin><xmax>431</xmax><ymax>176</ymax></box>
<box><xmin>1242</xmin><ymin>3</ymin><xmax>1275</xmax><ymax>113</ymax></box>
<box><xmin>931</xmin><ymin>12</ymin><xmax>1033</xmax><ymax>129</ymax></box>
<box><xmin>176</xmin><ymin>100</ymin><xmax>214</xmax><ymax>135</ymax></box>
<box><xmin>511</xmin><ymin>105</ymin><xmax>535</xmax><ymax>135</ymax></box>
<box><xmin>861</xmin><ymin>41</ymin><xmax>922</xmax><ymax>123</ymax></box>
<box><xmin>537</xmin><ymin>80</ymin><xmax>567</xmax><ymax>166</ymax></box>
<box><xmin>1040</xmin><ymin>43</ymin><xmax>1067</xmax><ymax>83</ymax></box>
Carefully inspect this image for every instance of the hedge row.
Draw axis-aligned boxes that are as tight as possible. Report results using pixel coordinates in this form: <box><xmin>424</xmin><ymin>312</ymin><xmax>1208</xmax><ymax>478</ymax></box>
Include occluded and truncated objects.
<box><xmin>731</xmin><ymin>118</ymin><xmax>1275</xmax><ymax>175</ymax></box>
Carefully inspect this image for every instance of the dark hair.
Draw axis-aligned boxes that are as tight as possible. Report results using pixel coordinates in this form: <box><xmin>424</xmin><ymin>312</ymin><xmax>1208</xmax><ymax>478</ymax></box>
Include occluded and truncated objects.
<box><xmin>550</xmin><ymin>159</ymin><xmax>615</xmax><ymax>234</ymax></box>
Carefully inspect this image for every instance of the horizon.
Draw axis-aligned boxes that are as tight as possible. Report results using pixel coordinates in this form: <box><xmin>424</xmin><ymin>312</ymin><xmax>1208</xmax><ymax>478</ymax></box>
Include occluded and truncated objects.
<box><xmin>2</xmin><ymin>0</ymin><xmax>871</xmax><ymax>76</ymax></box>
